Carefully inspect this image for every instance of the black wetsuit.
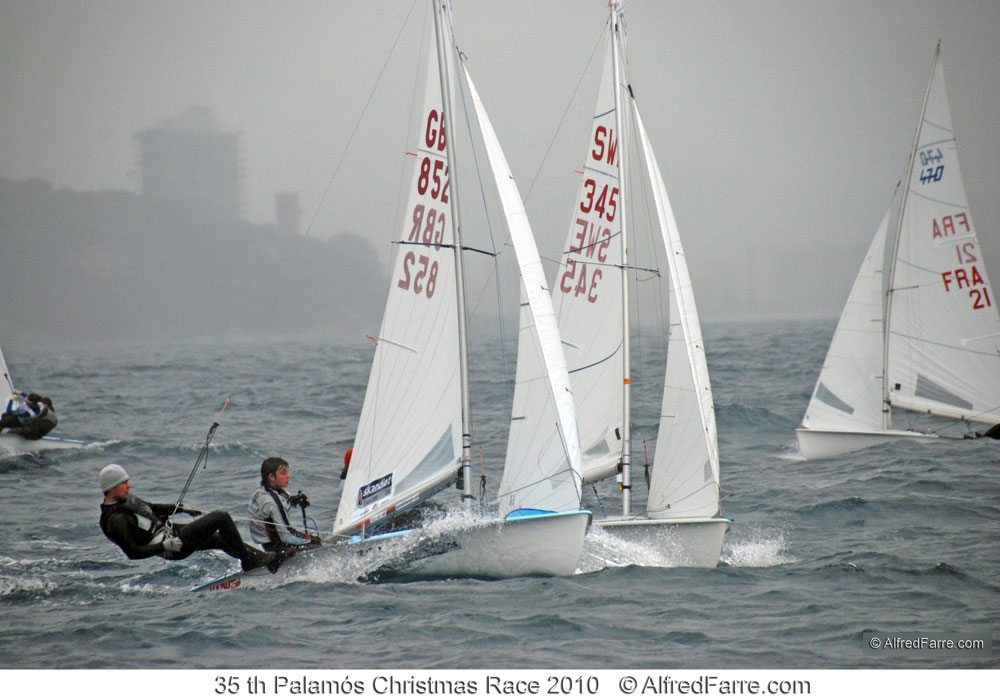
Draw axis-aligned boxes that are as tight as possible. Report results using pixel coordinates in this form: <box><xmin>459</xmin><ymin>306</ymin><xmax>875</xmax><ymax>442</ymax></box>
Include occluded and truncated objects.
<box><xmin>99</xmin><ymin>495</ymin><xmax>265</xmax><ymax>568</ymax></box>
<box><xmin>0</xmin><ymin>398</ymin><xmax>57</xmax><ymax>440</ymax></box>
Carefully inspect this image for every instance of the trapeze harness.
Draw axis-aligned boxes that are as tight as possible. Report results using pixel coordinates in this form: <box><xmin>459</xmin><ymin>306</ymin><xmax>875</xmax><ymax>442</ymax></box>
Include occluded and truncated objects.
<box><xmin>255</xmin><ymin>486</ymin><xmax>319</xmax><ymax>551</ymax></box>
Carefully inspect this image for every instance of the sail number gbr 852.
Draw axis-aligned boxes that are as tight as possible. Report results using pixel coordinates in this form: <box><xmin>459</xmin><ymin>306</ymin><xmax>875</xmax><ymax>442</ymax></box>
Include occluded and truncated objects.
<box><xmin>559</xmin><ymin>125</ymin><xmax>619</xmax><ymax>304</ymax></box>
<box><xmin>397</xmin><ymin>109</ymin><xmax>451</xmax><ymax>300</ymax></box>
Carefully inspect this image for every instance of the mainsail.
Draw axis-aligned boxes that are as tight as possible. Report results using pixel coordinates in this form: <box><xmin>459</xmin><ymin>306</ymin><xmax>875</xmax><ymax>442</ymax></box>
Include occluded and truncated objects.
<box><xmin>333</xmin><ymin>15</ymin><xmax>461</xmax><ymax>536</ymax></box>
<box><xmin>552</xmin><ymin>46</ymin><xmax>625</xmax><ymax>487</ymax></box>
<box><xmin>884</xmin><ymin>45</ymin><xmax>1000</xmax><ymax>425</ymax></box>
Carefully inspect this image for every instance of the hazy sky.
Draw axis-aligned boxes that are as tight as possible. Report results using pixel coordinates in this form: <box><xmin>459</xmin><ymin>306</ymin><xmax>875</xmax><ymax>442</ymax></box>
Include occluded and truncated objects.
<box><xmin>2</xmin><ymin>0</ymin><xmax>998</xmax><ymax>324</ymax></box>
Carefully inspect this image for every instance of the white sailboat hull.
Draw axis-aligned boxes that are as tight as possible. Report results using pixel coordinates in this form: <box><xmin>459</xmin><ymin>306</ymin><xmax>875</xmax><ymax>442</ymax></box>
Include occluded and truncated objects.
<box><xmin>393</xmin><ymin>510</ymin><xmax>592</xmax><ymax>579</ymax></box>
<box><xmin>795</xmin><ymin>427</ymin><xmax>954</xmax><ymax>460</ymax></box>
<box><xmin>0</xmin><ymin>433</ymin><xmax>85</xmax><ymax>456</ymax></box>
<box><xmin>593</xmin><ymin>515</ymin><xmax>730</xmax><ymax>568</ymax></box>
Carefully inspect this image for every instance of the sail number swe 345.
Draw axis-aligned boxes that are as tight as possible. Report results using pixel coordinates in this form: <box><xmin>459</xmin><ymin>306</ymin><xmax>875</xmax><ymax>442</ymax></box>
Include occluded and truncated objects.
<box><xmin>559</xmin><ymin>125</ymin><xmax>618</xmax><ymax>304</ymax></box>
<box><xmin>398</xmin><ymin>109</ymin><xmax>450</xmax><ymax>300</ymax></box>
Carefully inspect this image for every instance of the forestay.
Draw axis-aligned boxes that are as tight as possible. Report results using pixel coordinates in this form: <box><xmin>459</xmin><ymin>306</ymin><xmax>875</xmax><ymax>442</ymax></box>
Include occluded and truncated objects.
<box><xmin>462</xmin><ymin>65</ymin><xmax>584</xmax><ymax>516</ymax></box>
<box><xmin>333</xmin><ymin>22</ymin><xmax>461</xmax><ymax>537</ymax></box>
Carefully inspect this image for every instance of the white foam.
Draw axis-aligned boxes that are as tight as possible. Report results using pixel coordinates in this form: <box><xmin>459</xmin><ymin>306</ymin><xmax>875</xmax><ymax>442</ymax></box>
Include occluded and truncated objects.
<box><xmin>721</xmin><ymin>526</ymin><xmax>795</xmax><ymax>567</ymax></box>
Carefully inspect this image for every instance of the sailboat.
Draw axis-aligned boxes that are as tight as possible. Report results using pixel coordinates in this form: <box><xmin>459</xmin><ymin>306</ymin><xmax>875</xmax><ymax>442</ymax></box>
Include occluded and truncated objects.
<box><xmin>192</xmin><ymin>1</ymin><xmax>589</xmax><ymax>593</ymax></box>
<box><xmin>796</xmin><ymin>43</ymin><xmax>1000</xmax><ymax>460</ymax></box>
<box><xmin>0</xmin><ymin>342</ymin><xmax>79</xmax><ymax>453</ymax></box>
<box><xmin>328</xmin><ymin>0</ymin><xmax>590</xmax><ymax>578</ymax></box>
<box><xmin>0</xmin><ymin>343</ymin><xmax>12</xmax><ymax>397</ymax></box>
<box><xmin>532</xmin><ymin>1</ymin><xmax>729</xmax><ymax>567</ymax></box>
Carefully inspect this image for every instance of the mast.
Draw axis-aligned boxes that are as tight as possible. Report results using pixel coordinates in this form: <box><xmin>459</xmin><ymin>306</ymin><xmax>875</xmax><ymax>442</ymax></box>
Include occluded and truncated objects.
<box><xmin>432</xmin><ymin>0</ymin><xmax>474</xmax><ymax>504</ymax></box>
<box><xmin>610</xmin><ymin>1</ymin><xmax>633</xmax><ymax>515</ymax></box>
<box><xmin>881</xmin><ymin>42</ymin><xmax>941</xmax><ymax>431</ymax></box>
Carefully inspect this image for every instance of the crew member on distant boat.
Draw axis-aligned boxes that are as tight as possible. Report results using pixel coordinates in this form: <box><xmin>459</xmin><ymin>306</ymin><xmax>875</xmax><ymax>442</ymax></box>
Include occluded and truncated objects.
<box><xmin>248</xmin><ymin>457</ymin><xmax>322</xmax><ymax>556</ymax></box>
<box><xmin>99</xmin><ymin>463</ymin><xmax>276</xmax><ymax>572</ymax></box>
<box><xmin>341</xmin><ymin>448</ymin><xmax>351</xmax><ymax>480</ymax></box>
<box><xmin>0</xmin><ymin>392</ymin><xmax>57</xmax><ymax>440</ymax></box>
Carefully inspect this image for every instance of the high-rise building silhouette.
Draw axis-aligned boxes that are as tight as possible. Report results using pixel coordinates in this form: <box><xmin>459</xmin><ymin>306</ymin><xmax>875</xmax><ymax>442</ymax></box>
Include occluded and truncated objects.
<box><xmin>136</xmin><ymin>107</ymin><xmax>242</xmax><ymax>219</ymax></box>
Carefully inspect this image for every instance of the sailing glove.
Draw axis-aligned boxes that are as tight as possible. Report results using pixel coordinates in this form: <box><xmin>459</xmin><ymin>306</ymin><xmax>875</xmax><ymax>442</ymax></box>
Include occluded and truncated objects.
<box><xmin>162</xmin><ymin>537</ymin><xmax>183</xmax><ymax>553</ymax></box>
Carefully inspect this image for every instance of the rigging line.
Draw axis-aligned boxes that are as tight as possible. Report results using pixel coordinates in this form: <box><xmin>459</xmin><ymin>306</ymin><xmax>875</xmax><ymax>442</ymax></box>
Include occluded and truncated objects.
<box><xmin>240</xmin><ymin>0</ymin><xmax>421</xmax><ymax>354</ymax></box>
<box><xmin>568</xmin><ymin>339</ymin><xmax>624</xmax><ymax>375</ymax></box>
<box><xmin>524</xmin><ymin>18</ymin><xmax>609</xmax><ymax>202</ymax></box>
<box><xmin>181</xmin><ymin>1</ymin><xmax>421</xmax><ymax>504</ymax></box>
<box><xmin>561</xmin><ymin>228</ymin><xmax>623</xmax><ymax>256</ymax></box>
<box><xmin>626</xmin><ymin>96</ymin><xmax>668</xmax><ymax>361</ymax></box>
<box><xmin>393</xmin><ymin>0</ymin><xmax>432</xmax><ymax>255</ymax></box>
<box><xmin>395</xmin><ymin>240</ymin><xmax>499</xmax><ymax>258</ymax></box>
<box><xmin>300</xmin><ymin>0</ymin><xmax>422</xmax><ymax>243</ymax></box>
<box><xmin>451</xmin><ymin>46</ymin><xmax>513</xmax><ymax>423</ymax></box>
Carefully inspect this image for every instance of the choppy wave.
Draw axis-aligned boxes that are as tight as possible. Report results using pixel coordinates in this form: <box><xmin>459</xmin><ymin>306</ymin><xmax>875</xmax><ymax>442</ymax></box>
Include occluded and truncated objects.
<box><xmin>1</xmin><ymin>319</ymin><xmax>997</xmax><ymax>669</ymax></box>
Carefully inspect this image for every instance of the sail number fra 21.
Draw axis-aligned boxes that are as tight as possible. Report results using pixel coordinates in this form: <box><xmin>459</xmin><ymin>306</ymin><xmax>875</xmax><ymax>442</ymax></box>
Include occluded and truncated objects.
<box><xmin>931</xmin><ymin>212</ymin><xmax>993</xmax><ymax>310</ymax></box>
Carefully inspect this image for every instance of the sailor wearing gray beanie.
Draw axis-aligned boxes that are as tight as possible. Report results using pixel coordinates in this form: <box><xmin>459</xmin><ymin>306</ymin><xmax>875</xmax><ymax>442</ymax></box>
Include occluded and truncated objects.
<box><xmin>99</xmin><ymin>464</ymin><xmax>130</xmax><ymax>493</ymax></box>
<box><xmin>98</xmin><ymin>463</ymin><xmax>276</xmax><ymax>572</ymax></box>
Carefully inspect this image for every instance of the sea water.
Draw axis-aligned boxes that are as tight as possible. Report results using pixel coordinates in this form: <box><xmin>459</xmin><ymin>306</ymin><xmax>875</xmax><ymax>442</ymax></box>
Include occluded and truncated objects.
<box><xmin>0</xmin><ymin>319</ymin><xmax>996</xmax><ymax>669</ymax></box>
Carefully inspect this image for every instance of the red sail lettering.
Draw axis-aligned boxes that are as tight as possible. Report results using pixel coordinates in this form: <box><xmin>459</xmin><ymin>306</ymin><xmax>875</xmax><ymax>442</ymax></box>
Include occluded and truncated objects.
<box><xmin>933</xmin><ymin>212</ymin><xmax>972</xmax><ymax>239</ymax></box>
<box><xmin>571</xmin><ymin>218</ymin><xmax>587</xmax><ymax>254</ymax></box>
<box><xmin>575</xmin><ymin>262</ymin><xmax>589</xmax><ymax>297</ymax></box>
<box><xmin>588</xmin><ymin>269</ymin><xmax>602</xmax><ymax>303</ymax></box>
<box><xmin>955</xmin><ymin>211</ymin><xmax>970</xmax><ymax>232</ymax></box>
<box><xmin>423</xmin><ymin>109</ymin><xmax>446</xmax><ymax>151</ymax></box>
<box><xmin>409</xmin><ymin>205</ymin><xmax>425</xmax><ymax>242</ymax></box>
<box><xmin>592</xmin><ymin>127</ymin><xmax>617</xmax><ymax>165</ymax></box>
<box><xmin>597</xmin><ymin>227</ymin><xmax>610</xmax><ymax>262</ymax></box>
<box><xmin>580</xmin><ymin>179</ymin><xmax>596</xmax><ymax>214</ymax></box>
<box><xmin>971</xmin><ymin>265</ymin><xmax>985</xmax><ymax>286</ymax></box>
<box><xmin>604</xmin><ymin>133</ymin><xmax>617</xmax><ymax>167</ymax></box>
<box><xmin>425</xmin><ymin>110</ymin><xmax>440</xmax><ymax>150</ymax></box>
<box><xmin>560</xmin><ymin>259</ymin><xmax>578</xmax><ymax>294</ymax></box>
<box><xmin>586</xmin><ymin>225</ymin><xmax>601</xmax><ymax>259</ymax></box>
<box><xmin>592</xmin><ymin>127</ymin><xmax>607</xmax><ymax>162</ymax></box>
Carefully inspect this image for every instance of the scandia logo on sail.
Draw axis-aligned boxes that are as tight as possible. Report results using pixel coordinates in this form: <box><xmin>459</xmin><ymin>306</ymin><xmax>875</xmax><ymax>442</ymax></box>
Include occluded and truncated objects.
<box><xmin>357</xmin><ymin>474</ymin><xmax>393</xmax><ymax>507</ymax></box>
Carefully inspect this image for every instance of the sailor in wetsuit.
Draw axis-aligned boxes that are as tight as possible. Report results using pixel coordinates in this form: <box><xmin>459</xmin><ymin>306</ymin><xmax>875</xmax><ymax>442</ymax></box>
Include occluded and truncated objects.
<box><xmin>248</xmin><ymin>457</ymin><xmax>322</xmax><ymax>556</ymax></box>
<box><xmin>98</xmin><ymin>463</ymin><xmax>276</xmax><ymax>572</ymax></box>
<box><xmin>0</xmin><ymin>392</ymin><xmax>57</xmax><ymax>440</ymax></box>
